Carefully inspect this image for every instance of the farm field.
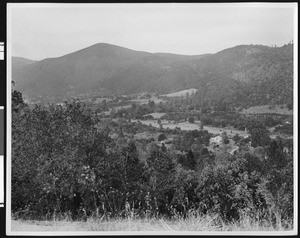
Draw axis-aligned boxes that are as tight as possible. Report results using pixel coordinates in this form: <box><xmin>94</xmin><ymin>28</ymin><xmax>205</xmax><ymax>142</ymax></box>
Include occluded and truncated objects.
<box><xmin>132</xmin><ymin>119</ymin><xmax>249</xmax><ymax>137</ymax></box>
<box><xmin>143</xmin><ymin>112</ymin><xmax>166</xmax><ymax>119</ymax></box>
<box><xmin>130</xmin><ymin>98</ymin><xmax>164</xmax><ymax>104</ymax></box>
<box><xmin>241</xmin><ymin>105</ymin><xmax>293</xmax><ymax>115</ymax></box>
<box><xmin>162</xmin><ymin>88</ymin><xmax>198</xmax><ymax>98</ymax></box>
<box><xmin>104</xmin><ymin>104</ymin><xmax>133</xmax><ymax>115</ymax></box>
<box><xmin>103</xmin><ymin>97</ymin><xmax>165</xmax><ymax>116</ymax></box>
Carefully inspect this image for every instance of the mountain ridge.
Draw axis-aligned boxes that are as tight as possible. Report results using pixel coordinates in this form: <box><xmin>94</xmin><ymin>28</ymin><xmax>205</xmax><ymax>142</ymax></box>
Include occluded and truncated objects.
<box><xmin>12</xmin><ymin>42</ymin><xmax>293</xmax><ymax>107</ymax></box>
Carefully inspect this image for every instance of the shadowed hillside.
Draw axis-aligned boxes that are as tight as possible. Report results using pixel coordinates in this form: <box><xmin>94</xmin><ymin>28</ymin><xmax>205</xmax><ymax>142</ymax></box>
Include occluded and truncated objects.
<box><xmin>12</xmin><ymin>57</ymin><xmax>36</xmax><ymax>69</ymax></box>
<box><xmin>12</xmin><ymin>43</ymin><xmax>293</xmax><ymax>107</ymax></box>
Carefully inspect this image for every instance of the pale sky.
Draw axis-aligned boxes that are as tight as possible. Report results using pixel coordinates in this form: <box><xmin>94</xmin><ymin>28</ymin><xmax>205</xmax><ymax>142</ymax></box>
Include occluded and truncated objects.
<box><xmin>8</xmin><ymin>3</ymin><xmax>297</xmax><ymax>61</ymax></box>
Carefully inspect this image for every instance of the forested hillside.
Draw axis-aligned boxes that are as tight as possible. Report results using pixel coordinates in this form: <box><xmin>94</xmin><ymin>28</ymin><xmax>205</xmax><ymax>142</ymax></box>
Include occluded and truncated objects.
<box><xmin>12</xmin><ymin>43</ymin><xmax>293</xmax><ymax>108</ymax></box>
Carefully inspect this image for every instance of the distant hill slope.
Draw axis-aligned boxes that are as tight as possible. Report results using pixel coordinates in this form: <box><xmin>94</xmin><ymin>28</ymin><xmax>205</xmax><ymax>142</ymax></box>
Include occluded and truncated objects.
<box><xmin>208</xmin><ymin>44</ymin><xmax>294</xmax><ymax>107</ymax></box>
<box><xmin>12</xmin><ymin>57</ymin><xmax>36</xmax><ymax>69</ymax></box>
<box><xmin>12</xmin><ymin>43</ymin><xmax>293</xmax><ymax>107</ymax></box>
<box><xmin>12</xmin><ymin>43</ymin><xmax>152</xmax><ymax>97</ymax></box>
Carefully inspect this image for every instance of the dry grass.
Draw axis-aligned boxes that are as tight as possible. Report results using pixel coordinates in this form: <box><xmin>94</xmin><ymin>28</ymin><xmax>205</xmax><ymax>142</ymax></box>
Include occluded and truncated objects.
<box><xmin>241</xmin><ymin>105</ymin><xmax>293</xmax><ymax>115</ymax></box>
<box><xmin>130</xmin><ymin>98</ymin><xmax>164</xmax><ymax>104</ymax></box>
<box><xmin>143</xmin><ymin>112</ymin><xmax>166</xmax><ymax>119</ymax></box>
<box><xmin>11</xmin><ymin>214</ymin><xmax>292</xmax><ymax>232</ymax></box>
<box><xmin>163</xmin><ymin>88</ymin><xmax>198</xmax><ymax>98</ymax></box>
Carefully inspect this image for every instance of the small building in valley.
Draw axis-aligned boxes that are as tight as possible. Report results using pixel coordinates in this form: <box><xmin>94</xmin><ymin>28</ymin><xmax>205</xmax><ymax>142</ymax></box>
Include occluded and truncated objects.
<box><xmin>209</xmin><ymin>135</ymin><xmax>223</xmax><ymax>147</ymax></box>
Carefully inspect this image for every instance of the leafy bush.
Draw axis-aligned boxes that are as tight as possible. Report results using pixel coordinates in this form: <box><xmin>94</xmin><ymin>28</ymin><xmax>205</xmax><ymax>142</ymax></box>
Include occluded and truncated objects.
<box><xmin>196</xmin><ymin>153</ymin><xmax>267</xmax><ymax>220</ymax></box>
<box><xmin>249</xmin><ymin>127</ymin><xmax>271</xmax><ymax>147</ymax></box>
<box><xmin>233</xmin><ymin>134</ymin><xmax>242</xmax><ymax>143</ymax></box>
<box><xmin>286</xmin><ymin>102</ymin><xmax>293</xmax><ymax>110</ymax></box>
<box><xmin>188</xmin><ymin>116</ymin><xmax>195</xmax><ymax>123</ymax></box>
<box><xmin>274</xmin><ymin>124</ymin><xmax>293</xmax><ymax>135</ymax></box>
<box><xmin>158</xmin><ymin>133</ymin><xmax>167</xmax><ymax>141</ymax></box>
<box><xmin>177</xmin><ymin>150</ymin><xmax>197</xmax><ymax>171</ymax></box>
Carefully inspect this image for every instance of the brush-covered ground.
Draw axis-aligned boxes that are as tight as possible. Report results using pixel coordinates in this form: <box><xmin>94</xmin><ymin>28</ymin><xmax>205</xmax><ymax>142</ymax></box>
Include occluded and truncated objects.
<box><xmin>11</xmin><ymin>214</ymin><xmax>293</xmax><ymax>232</ymax></box>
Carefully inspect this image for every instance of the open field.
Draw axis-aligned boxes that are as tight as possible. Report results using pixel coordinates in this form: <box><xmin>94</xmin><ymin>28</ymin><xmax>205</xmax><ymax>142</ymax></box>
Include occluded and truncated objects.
<box><xmin>11</xmin><ymin>216</ymin><xmax>291</xmax><ymax>232</ymax></box>
<box><xmin>130</xmin><ymin>98</ymin><xmax>164</xmax><ymax>104</ymax></box>
<box><xmin>94</xmin><ymin>97</ymin><xmax>113</xmax><ymax>104</ymax></box>
<box><xmin>162</xmin><ymin>88</ymin><xmax>198</xmax><ymax>98</ymax></box>
<box><xmin>104</xmin><ymin>104</ymin><xmax>133</xmax><ymax>115</ymax></box>
<box><xmin>241</xmin><ymin>105</ymin><xmax>293</xmax><ymax>115</ymax></box>
<box><xmin>132</xmin><ymin>119</ymin><xmax>249</xmax><ymax>137</ymax></box>
<box><xmin>144</xmin><ymin>112</ymin><xmax>166</xmax><ymax>119</ymax></box>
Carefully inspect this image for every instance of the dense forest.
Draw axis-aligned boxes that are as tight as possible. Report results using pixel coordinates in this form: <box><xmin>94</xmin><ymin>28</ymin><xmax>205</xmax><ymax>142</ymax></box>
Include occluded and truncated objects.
<box><xmin>12</xmin><ymin>88</ymin><xmax>293</xmax><ymax>229</ymax></box>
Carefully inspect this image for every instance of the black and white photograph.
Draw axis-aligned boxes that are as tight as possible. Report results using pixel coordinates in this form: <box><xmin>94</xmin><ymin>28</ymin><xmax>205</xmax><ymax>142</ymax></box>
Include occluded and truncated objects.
<box><xmin>6</xmin><ymin>2</ymin><xmax>298</xmax><ymax>235</ymax></box>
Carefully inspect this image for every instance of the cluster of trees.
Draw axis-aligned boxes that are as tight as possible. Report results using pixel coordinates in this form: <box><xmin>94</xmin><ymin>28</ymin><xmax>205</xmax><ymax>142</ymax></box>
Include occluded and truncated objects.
<box><xmin>204</xmin><ymin>112</ymin><xmax>288</xmax><ymax>130</ymax></box>
<box><xmin>274</xmin><ymin>124</ymin><xmax>293</xmax><ymax>136</ymax></box>
<box><xmin>173</xmin><ymin>130</ymin><xmax>211</xmax><ymax>152</ymax></box>
<box><xmin>12</xmin><ymin>90</ymin><xmax>293</xmax><ymax>228</ymax></box>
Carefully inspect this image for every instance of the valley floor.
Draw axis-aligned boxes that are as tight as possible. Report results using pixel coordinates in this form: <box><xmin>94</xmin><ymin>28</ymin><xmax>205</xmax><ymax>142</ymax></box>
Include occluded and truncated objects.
<box><xmin>132</xmin><ymin>119</ymin><xmax>249</xmax><ymax>137</ymax></box>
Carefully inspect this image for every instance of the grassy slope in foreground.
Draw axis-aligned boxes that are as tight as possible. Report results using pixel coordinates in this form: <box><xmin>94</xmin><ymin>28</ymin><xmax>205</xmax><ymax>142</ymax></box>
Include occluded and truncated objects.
<box><xmin>11</xmin><ymin>216</ymin><xmax>292</xmax><ymax>232</ymax></box>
